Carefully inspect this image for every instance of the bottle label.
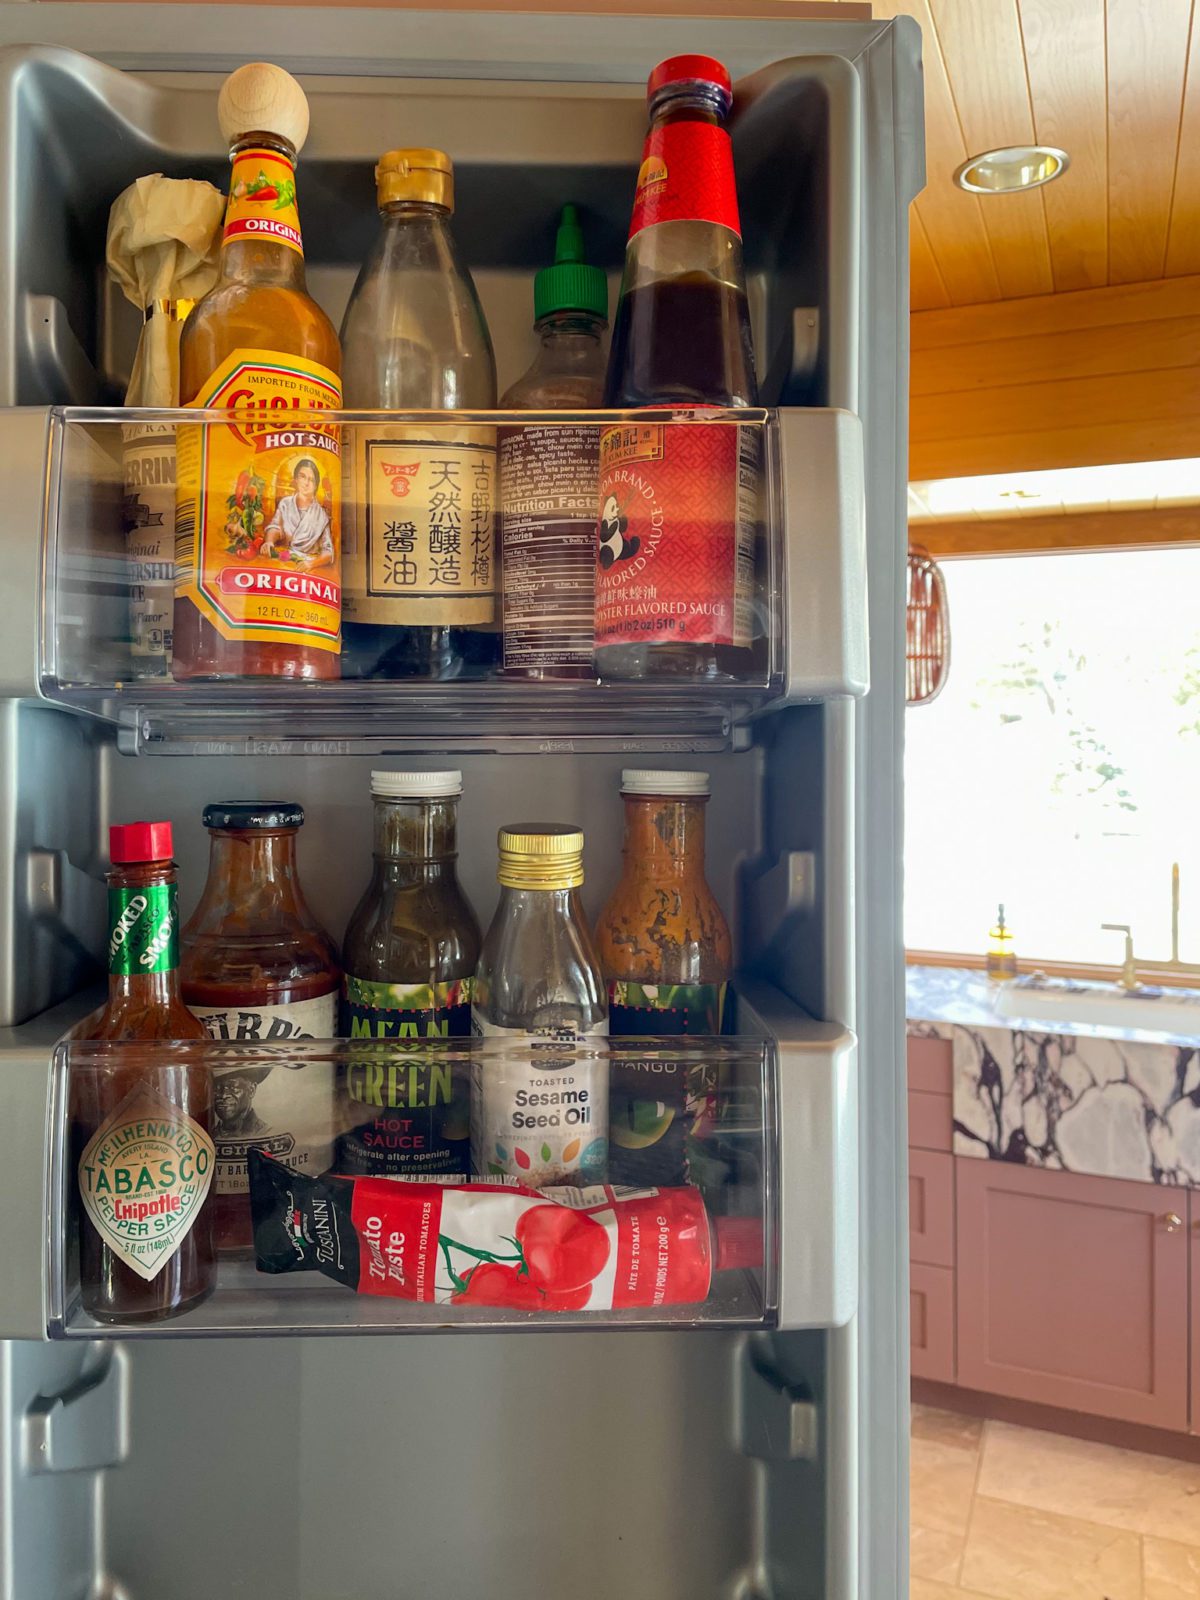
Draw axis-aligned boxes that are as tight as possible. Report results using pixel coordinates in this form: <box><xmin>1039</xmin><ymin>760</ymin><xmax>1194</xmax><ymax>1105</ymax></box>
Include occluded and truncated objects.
<box><xmin>174</xmin><ymin>348</ymin><xmax>342</xmax><ymax>653</ymax></box>
<box><xmin>470</xmin><ymin>1016</ymin><xmax>609</xmax><ymax>1186</ymax></box>
<box><xmin>629</xmin><ymin>121</ymin><xmax>740</xmax><ymax>241</ymax></box>
<box><xmin>339</xmin><ymin>976</ymin><xmax>472</xmax><ymax>1040</ymax></box>
<box><xmin>108</xmin><ymin>883</ymin><xmax>179</xmax><ymax>976</ymax></box>
<box><xmin>223</xmin><ymin>147</ymin><xmax>303</xmax><ymax>257</ymax></box>
<box><xmin>606</xmin><ymin>982</ymin><xmax>725</xmax><ymax>1185</ymax></box>
<box><xmin>595</xmin><ymin>423</ymin><xmax>758</xmax><ymax>651</ymax></box>
<box><xmin>499</xmin><ymin>425</ymin><xmax>598</xmax><ymax>671</ymax></box>
<box><xmin>336</xmin><ymin>977</ymin><xmax>472</xmax><ymax>1177</ymax></box>
<box><xmin>251</xmin><ymin>1154</ymin><xmax>716</xmax><ymax>1310</ymax></box>
<box><xmin>608</xmin><ymin>980</ymin><xmax>726</xmax><ymax>1036</ymax></box>
<box><xmin>78</xmin><ymin>1082</ymin><xmax>215</xmax><ymax>1282</ymax></box>
<box><xmin>342</xmin><ymin>429</ymin><xmax>497</xmax><ymax>626</ymax></box>
<box><xmin>189</xmin><ymin>992</ymin><xmax>337</xmax><ymax>1196</ymax></box>
<box><xmin>122</xmin><ymin>422</ymin><xmax>175</xmax><ymax>671</ymax></box>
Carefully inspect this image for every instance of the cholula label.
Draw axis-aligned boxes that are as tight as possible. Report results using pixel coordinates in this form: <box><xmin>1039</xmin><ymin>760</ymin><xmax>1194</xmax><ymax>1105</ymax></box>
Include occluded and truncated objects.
<box><xmin>78</xmin><ymin>1083</ymin><xmax>214</xmax><ymax>1281</ymax></box>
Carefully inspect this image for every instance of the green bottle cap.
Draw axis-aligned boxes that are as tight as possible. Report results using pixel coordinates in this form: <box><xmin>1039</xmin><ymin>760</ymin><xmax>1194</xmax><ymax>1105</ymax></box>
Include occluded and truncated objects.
<box><xmin>533</xmin><ymin>203</ymin><xmax>608</xmax><ymax>323</ymax></box>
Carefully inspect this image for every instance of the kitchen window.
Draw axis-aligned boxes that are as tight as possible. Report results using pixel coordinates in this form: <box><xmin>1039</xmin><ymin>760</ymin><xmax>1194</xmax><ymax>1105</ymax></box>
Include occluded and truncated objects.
<box><xmin>904</xmin><ymin>545</ymin><xmax>1200</xmax><ymax>972</ymax></box>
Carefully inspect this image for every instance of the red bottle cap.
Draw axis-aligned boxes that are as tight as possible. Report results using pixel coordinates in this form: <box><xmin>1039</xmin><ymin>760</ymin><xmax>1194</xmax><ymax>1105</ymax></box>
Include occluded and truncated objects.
<box><xmin>109</xmin><ymin>821</ymin><xmax>174</xmax><ymax>864</ymax></box>
<box><xmin>714</xmin><ymin>1215</ymin><xmax>763</xmax><ymax>1273</ymax></box>
<box><xmin>647</xmin><ymin>54</ymin><xmax>732</xmax><ymax>101</ymax></box>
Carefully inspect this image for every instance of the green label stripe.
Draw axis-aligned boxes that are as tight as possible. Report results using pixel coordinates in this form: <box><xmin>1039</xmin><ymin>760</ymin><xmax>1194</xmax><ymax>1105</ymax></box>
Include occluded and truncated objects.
<box><xmin>343</xmin><ymin>976</ymin><xmax>471</xmax><ymax>1012</ymax></box>
<box><xmin>108</xmin><ymin>883</ymin><xmax>179</xmax><ymax>976</ymax></box>
<box><xmin>609</xmin><ymin>981</ymin><xmax>726</xmax><ymax>1035</ymax></box>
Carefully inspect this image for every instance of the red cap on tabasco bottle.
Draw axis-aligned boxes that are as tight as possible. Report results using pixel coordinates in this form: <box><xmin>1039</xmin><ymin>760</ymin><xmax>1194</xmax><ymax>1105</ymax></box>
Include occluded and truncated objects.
<box><xmin>109</xmin><ymin>821</ymin><xmax>174</xmax><ymax>864</ymax></box>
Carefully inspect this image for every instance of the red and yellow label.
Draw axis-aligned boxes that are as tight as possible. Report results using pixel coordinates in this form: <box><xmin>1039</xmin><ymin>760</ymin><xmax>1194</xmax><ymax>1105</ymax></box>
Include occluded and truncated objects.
<box><xmin>629</xmin><ymin>121</ymin><xmax>740</xmax><ymax>240</ymax></box>
<box><xmin>224</xmin><ymin>147</ymin><xmax>303</xmax><ymax>256</ymax></box>
<box><xmin>596</xmin><ymin>422</ymin><xmax>758</xmax><ymax>650</ymax></box>
<box><xmin>175</xmin><ymin>349</ymin><xmax>342</xmax><ymax>652</ymax></box>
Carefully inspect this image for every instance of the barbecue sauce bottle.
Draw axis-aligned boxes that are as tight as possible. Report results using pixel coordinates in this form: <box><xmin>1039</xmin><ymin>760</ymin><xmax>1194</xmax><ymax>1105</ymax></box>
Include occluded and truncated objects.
<box><xmin>599</xmin><ymin>54</ymin><xmax>759</xmax><ymax>683</ymax></box>
<box><xmin>180</xmin><ymin>803</ymin><xmax>340</xmax><ymax>1254</ymax></box>
<box><xmin>73</xmin><ymin>822</ymin><xmax>217</xmax><ymax>1323</ymax></box>
<box><xmin>174</xmin><ymin>62</ymin><xmax>342</xmax><ymax>681</ymax></box>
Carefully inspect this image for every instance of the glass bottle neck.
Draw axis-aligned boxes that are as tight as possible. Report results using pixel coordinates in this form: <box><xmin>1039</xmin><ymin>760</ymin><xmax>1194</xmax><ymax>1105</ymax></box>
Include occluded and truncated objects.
<box><xmin>496</xmin><ymin>884</ymin><xmax>583</xmax><ymax>919</ymax></box>
<box><xmin>372</xmin><ymin>797</ymin><xmax>459</xmax><ymax>877</ymax></box>
<box><xmin>195</xmin><ymin>828</ymin><xmax>306</xmax><ymax>914</ymax></box>
<box><xmin>621</xmin><ymin>796</ymin><xmax>708</xmax><ymax>874</ymax></box>
<box><xmin>219</xmin><ymin>132</ymin><xmax>306</xmax><ymax>289</ymax></box>
<box><xmin>379</xmin><ymin>199</ymin><xmax>452</xmax><ymax>226</ymax></box>
<box><xmin>535</xmin><ymin>312</ymin><xmax>606</xmax><ymax>345</ymax></box>
<box><xmin>648</xmin><ymin>84</ymin><xmax>730</xmax><ymax>128</ymax></box>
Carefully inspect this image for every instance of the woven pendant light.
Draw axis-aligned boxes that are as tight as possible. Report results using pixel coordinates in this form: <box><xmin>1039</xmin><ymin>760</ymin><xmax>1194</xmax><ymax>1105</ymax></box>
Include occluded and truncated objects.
<box><xmin>906</xmin><ymin>545</ymin><xmax>950</xmax><ymax>705</ymax></box>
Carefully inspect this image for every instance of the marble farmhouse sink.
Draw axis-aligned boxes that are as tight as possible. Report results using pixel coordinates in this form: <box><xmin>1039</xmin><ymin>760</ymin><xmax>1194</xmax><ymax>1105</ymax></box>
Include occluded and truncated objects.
<box><xmin>993</xmin><ymin>974</ymin><xmax>1200</xmax><ymax>1040</ymax></box>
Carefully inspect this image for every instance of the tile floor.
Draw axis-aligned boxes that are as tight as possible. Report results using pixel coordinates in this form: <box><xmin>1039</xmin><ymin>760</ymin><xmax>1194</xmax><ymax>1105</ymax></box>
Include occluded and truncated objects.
<box><xmin>910</xmin><ymin>1404</ymin><xmax>1200</xmax><ymax>1599</ymax></box>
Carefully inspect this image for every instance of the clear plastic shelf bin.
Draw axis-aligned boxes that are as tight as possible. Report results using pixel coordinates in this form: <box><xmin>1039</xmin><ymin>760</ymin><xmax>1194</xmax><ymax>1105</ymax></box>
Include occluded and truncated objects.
<box><xmin>35</xmin><ymin>405</ymin><xmax>867</xmax><ymax>754</ymax></box>
<box><xmin>49</xmin><ymin>1033</ymin><xmax>777</xmax><ymax>1338</ymax></box>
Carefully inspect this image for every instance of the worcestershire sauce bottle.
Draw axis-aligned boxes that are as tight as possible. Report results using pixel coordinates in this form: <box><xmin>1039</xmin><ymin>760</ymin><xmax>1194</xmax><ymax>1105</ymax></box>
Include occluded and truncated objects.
<box><xmin>336</xmin><ymin>771</ymin><xmax>479</xmax><ymax>1176</ymax></box>
<box><xmin>599</xmin><ymin>55</ymin><xmax>760</xmax><ymax>685</ymax></box>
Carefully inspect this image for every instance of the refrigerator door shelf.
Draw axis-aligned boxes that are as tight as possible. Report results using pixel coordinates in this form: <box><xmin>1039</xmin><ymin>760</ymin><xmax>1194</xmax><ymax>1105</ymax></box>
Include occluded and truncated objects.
<box><xmin>0</xmin><ymin>997</ymin><xmax>856</xmax><ymax>1340</ymax></box>
<box><xmin>23</xmin><ymin>403</ymin><xmax>866</xmax><ymax>755</ymax></box>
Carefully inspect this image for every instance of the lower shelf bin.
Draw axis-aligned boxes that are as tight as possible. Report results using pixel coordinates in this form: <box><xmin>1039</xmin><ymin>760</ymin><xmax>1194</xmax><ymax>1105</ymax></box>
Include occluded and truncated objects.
<box><xmin>13</xmin><ymin>986</ymin><xmax>857</xmax><ymax>1339</ymax></box>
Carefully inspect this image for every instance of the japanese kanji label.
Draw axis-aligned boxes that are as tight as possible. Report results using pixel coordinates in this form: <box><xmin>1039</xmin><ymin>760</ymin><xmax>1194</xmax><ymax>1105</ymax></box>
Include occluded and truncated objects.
<box><xmin>343</xmin><ymin>428</ymin><xmax>497</xmax><ymax>626</ymax></box>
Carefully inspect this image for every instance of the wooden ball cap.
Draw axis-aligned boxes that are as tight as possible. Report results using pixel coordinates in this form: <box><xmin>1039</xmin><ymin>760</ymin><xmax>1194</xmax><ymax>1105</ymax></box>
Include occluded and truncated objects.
<box><xmin>218</xmin><ymin>63</ymin><xmax>310</xmax><ymax>152</ymax></box>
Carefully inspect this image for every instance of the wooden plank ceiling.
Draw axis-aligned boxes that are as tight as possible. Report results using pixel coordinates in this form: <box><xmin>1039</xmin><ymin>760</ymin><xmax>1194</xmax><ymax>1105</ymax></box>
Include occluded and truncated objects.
<box><xmin>869</xmin><ymin>0</ymin><xmax>1200</xmax><ymax>311</ymax></box>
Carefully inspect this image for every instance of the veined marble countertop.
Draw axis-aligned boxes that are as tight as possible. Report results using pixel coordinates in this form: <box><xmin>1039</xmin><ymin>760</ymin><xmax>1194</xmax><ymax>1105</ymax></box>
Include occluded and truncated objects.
<box><xmin>907</xmin><ymin>965</ymin><xmax>1200</xmax><ymax>1188</ymax></box>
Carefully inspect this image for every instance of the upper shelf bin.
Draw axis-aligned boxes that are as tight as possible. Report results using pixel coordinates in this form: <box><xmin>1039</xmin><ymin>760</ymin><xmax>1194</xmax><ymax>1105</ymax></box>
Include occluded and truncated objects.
<box><xmin>34</xmin><ymin>404</ymin><xmax>866</xmax><ymax>755</ymax></box>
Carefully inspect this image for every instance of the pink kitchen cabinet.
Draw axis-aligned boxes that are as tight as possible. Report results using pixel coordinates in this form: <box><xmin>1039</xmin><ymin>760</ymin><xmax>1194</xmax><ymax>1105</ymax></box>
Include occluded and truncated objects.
<box><xmin>956</xmin><ymin>1161</ymin><xmax>1189</xmax><ymax>1431</ymax></box>
<box><xmin>1191</xmin><ymin>1193</ymin><xmax>1200</xmax><ymax>1436</ymax></box>
<box><xmin>911</xmin><ymin>1264</ymin><xmax>955</xmax><ymax>1382</ymax></box>
<box><xmin>910</xmin><ymin>1149</ymin><xmax>954</xmax><ymax>1268</ymax></box>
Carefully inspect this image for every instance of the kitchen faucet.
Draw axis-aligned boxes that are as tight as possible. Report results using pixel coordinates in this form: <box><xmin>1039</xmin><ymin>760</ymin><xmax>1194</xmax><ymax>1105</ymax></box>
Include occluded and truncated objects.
<box><xmin>1100</xmin><ymin>923</ymin><xmax>1139</xmax><ymax>990</ymax></box>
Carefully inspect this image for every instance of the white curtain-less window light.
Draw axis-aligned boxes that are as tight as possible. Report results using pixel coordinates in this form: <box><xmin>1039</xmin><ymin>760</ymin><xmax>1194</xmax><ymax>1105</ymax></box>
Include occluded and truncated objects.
<box><xmin>904</xmin><ymin>548</ymin><xmax>1200</xmax><ymax>968</ymax></box>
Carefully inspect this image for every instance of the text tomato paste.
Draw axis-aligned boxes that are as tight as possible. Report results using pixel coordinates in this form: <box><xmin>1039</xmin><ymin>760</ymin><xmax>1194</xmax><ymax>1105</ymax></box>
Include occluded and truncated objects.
<box><xmin>249</xmin><ymin>1150</ymin><xmax>759</xmax><ymax>1311</ymax></box>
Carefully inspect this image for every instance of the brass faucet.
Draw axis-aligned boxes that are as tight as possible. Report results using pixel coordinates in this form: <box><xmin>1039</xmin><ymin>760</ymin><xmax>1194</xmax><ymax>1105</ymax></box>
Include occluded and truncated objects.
<box><xmin>1100</xmin><ymin>923</ymin><xmax>1139</xmax><ymax>990</ymax></box>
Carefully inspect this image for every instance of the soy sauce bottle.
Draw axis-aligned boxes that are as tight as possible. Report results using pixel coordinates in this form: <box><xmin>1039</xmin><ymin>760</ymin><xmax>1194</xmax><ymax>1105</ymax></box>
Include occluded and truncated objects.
<box><xmin>599</xmin><ymin>55</ymin><xmax>760</xmax><ymax>685</ymax></box>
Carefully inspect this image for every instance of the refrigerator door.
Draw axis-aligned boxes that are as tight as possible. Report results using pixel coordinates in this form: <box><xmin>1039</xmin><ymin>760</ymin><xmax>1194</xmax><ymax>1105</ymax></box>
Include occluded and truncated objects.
<box><xmin>0</xmin><ymin>8</ymin><xmax>921</xmax><ymax>1598</ymax></box>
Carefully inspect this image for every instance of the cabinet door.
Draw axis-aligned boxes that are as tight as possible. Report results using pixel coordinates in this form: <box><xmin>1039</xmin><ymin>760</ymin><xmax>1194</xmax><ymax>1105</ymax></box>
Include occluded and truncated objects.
<box><xmin>956</xmin><ymin>1161</ymin><xmax>1189</xmax><ymax>1431</ymax></box>
<box><xmin>1192</xmin><ymin>1193</ymin><xmax>1200</xmax><ymax>1436</ymax></box>
<box><xmin>911</xmin><ymin>1263</ymin><xmax>954</xmax><ymax>1382</ymax></box>
<box><xmin>910</xmin><ymin>1149</ymin><xmax>954</xmax><ymax>1267</ymax></box>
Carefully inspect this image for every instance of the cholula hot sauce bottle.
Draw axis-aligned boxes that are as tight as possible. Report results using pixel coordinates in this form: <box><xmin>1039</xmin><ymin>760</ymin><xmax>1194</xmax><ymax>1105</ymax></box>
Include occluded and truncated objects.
<box><xmin>73</xmin><ymin>822</ymin><xmax>217</xmax><ymax>1323</ymax></box>
<box><xmin>174</xmin><ymin>62</ymin><xmax>342</xmax><ymax>680</ymax></box>
<box><xmin>599</xmin><ymin>55</ymin><xmax>760</xmax><ymax>684</ymax></box>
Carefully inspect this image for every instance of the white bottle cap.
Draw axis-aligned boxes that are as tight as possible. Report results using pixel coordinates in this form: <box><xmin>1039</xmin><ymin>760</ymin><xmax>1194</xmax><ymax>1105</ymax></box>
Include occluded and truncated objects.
<box><xmin>621</xmin><ymin>769</ymin><xmax>711</xmax><ymax>796</ymax></box>
<box><xmin>371</xmin><ymin>770</ymin><xmax>463</xmax><ymax>798</ymax></box>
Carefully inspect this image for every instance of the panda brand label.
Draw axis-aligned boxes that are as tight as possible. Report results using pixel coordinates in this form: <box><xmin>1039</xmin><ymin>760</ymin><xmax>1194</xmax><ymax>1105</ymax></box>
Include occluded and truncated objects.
<box><xmin>335</xmin><ymin>978</ymin><xmax>473</xmax><ymax>1177</ymax></box>
<box><xmin>595</xmin><ymin>423</ymin><xmax>758</xmax><ymax>651</ymax></box>
<box><xmin>499</xmin><ymin>424</ymin><xmax>598</xmax><ymax>672</ymax></box>
<box><xmin>78</xmin><ymin>1083</ymin><xmax>214</xmax><ymax>1281</ymax></box>
<box><xmin>190</xmin><ymin>992</ymin><xmax>337</xmax><ymax>1196</ymax></box>
<box><xmin>470</xmin><ymin>1016</ymin><xmax>609</xmax><ymax>1188</ymax></box>
<box><xmin>607</xmin><ymin>982</ymin><xmax>726</xmax><ymax>1185</ymax></box>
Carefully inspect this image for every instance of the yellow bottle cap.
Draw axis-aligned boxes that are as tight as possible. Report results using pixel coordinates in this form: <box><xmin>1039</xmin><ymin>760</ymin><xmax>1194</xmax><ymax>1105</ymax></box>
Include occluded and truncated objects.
<box><xmin>376</xmin><ymin>148</ymin><xmax>454</xmax><ymax>211</ymax></box>
<box><xmin>497</xmin><ymin>824</ymin><xmax>585</xmax><ymax>890</ymax></box>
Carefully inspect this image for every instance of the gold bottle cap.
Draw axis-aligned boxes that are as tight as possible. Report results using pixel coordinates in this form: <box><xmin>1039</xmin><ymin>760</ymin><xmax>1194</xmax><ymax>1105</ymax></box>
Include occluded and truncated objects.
<box><xmin>497</xmin><ymin>824</ymin><xmax>585</xmax><ymax>890</ymax></box>
<box><xmin>218</xmin><ymin>63</ymin><xmax>310</xmax><ymax>153</ymax></box>
<box><xmin>376</xmin><ymin>147</ymin><xmax>454</xmax><ymax>211</ymax></box>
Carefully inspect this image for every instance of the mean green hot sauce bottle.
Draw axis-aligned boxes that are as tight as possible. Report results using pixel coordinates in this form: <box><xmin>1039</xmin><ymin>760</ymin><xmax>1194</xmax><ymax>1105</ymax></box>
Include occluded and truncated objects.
<box><xmin>336</xmin><ymin>771</ymin><xmax>481</xmax><ymax>1176</ymax></box>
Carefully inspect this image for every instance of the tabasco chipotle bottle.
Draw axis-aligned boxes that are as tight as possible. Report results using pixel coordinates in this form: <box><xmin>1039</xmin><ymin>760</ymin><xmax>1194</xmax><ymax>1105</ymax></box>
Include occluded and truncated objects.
<box><xmin>599</xmin><ymin>55</ymin><xmax>760</xmax><ymax>684</ymax></box>
<box><xmin>73</xmin><ymin>822</ymin><xmax>217</xmax><ymax>1324</ymax></box>
<box><xmin>180</xmin><ymin>802</ymin><xmax>340</xmax><ymax>1254</ymax></box>
<box><xmin>596</xmin><ymin>770</ymin><xmax>731</xmax><ymax>1185</ymax></box>
<box><xmin>174</xmin><ymin>63</ymin><xmax>342</xmax><ymax>680</ymax></box>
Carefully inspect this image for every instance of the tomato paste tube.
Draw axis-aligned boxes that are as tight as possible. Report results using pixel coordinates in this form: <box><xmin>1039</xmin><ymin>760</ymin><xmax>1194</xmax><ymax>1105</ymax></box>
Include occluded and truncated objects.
<box><xmin>248</xmin><ymin>1149</ymin><xmax>759</xmax><ymax>1311</ymax></box>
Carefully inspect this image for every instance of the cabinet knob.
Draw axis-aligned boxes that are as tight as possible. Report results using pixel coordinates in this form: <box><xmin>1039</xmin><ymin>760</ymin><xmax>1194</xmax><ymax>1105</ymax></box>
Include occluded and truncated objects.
<box><xmin>1162</xmin><ymin>1212</ymin><xmax>1184</xmax><ymax>1233</ymax></box>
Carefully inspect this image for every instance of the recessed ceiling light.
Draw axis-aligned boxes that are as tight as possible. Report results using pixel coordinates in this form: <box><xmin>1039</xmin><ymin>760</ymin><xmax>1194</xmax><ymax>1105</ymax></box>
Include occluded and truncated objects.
<box><xmin>954</xmin><ymin>145</ymin><xmax>1070</xmax><ymax>194</ymax></box>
